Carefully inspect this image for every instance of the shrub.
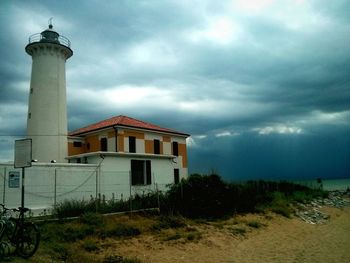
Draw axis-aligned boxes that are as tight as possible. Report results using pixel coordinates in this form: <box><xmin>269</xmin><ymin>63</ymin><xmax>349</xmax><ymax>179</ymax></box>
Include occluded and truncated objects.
<box><xmin>292</xmin><ymin>191</ymin><xmax>309</xmax><ymax>203</ymax></box>
<box><xmin>83</xmin><ymin>238</ymin><xmax>99</xmax><ymax>252</ymax></box>
<box><xmin>269</xmin><ymin>192</ymin><xmax>293</xmax><ymax>218</ymax></box>
<box><xmin>186</xmin><ymin>231</ymin><xmax>202</xmax><ymax>241</ymax></box>
<box><xmin>246</xmin><ymin>221</ymin><xmax>264</xmax><ymax>228</ymax></box>
<box><xmin>228</xmin><ymin>227</ymin><xmax>246</xmax><ymax>236</ymax></box>
<box><xmin>102</xmin><ymin>224</ymin><xmax>141</xmax><ymax>238</ymax></box>
<box><xmin>163</xmin><ymin>233</ymin><xmax>181</xmax><ymax>241</ymax></box>
<box><xmin>80</xmin><ymin>212</ymin><xmax>104</xmax><ymax>226</ymax></box>
<box><xmin>163</xmin><ymin>174</ymin><xmax>230</xmax><ymax>218</ymax></box>
<box><xmin>61</xmin><ymin>225</ymin><xmax>95</xmax><ymax>242</ymax></box>
<box><xmin>152</xmin><ymin>216</ymin><xmax>186</xmax><ymax>231</ymax></box>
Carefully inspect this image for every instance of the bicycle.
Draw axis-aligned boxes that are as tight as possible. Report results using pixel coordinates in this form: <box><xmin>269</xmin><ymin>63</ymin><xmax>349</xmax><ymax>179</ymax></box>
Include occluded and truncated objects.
<box><xmin>0</xmin><ymin>204</ymin><xmax>40</xmax><ymax>259</ymax></box>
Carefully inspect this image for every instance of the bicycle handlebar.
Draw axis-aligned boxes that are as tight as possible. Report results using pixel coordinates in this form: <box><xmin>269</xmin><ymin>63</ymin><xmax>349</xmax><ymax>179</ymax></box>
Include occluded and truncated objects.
<box><xmin>0</xmin><ymin>204</ymin><xmax>30</xmax><ymax>213</ymax></box>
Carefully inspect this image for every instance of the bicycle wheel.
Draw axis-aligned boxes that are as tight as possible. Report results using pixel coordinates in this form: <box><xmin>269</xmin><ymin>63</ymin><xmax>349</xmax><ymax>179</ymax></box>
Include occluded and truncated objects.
<box><xmin>4</xmin><ymin>218</ymin><xmax>16</xmax><ymax>241</ymax></box>
<box><xmin>0</xmin><ymin>242</ymin><xmax>5</xmax><ymax>261</ymax></box>
<box><xmin>16</xmin><ymin>222</ymin><xmax>40</xmax><ymax>258</ymax></box>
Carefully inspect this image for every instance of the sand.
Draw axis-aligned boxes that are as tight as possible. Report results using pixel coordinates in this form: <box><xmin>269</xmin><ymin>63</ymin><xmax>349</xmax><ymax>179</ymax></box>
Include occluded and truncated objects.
<box><xmin>116</xmin><ymin>206</ymin><xmax>350</xmax><ymax>263</ymax></box>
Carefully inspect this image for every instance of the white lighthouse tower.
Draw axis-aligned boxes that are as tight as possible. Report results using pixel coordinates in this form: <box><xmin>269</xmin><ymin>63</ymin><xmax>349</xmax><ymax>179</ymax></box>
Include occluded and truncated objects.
<box><xmin>25</xmin><ymin>22</ymin><xmax>73</xmax><ymax>163</ymax></box>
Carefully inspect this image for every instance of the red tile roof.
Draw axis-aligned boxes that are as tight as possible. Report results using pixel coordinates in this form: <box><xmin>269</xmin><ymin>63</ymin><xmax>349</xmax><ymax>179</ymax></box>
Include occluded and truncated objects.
<box><xmin>69</xmin><ymin>115</ymin><xmax>190</xmax><ymax>137</ymax></box>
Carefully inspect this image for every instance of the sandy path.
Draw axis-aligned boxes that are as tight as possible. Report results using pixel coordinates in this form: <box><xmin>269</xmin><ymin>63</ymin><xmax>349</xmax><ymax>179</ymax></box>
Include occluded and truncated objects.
<box><xmin>231</xmin><ymin>207</ymin><xmax>350</xmax><ymax>263</ymax></box>
<box><xmin>117</xmin><ymin>206</ymin><xmax>350</xmax><ymax>263</ymax></box>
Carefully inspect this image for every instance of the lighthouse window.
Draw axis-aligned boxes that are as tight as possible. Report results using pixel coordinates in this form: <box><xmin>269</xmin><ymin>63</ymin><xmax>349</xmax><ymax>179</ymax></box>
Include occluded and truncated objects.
<box><xmin>28</xmin><ymin>113</ymin><xmax>31</xmax><ymax>119</ymax></box>
<box><xmin>30</xmin><ymin>88</ymin><xmax>33</xmax><ymax>94</ymax></box>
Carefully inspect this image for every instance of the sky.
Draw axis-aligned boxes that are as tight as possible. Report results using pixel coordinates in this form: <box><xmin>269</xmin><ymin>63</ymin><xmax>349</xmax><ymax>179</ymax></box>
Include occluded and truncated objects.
<box><xmin>0</xmin><ymin>0</ymin><xmax>349</xmax><ymax>181</ymax></box>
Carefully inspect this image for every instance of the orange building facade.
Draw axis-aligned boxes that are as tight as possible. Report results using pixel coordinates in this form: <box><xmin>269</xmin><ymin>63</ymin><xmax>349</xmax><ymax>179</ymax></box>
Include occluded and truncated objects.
<box><xmin>67</xmin><ymin>115</ymin><xmax>189</xmax><ymax>185</ymax></box>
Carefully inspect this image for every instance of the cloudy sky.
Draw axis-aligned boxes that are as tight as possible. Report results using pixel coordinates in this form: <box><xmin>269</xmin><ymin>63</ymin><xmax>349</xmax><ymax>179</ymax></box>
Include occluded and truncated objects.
<box><xmin>1</xmin><ymin>0</ymin><xmax>349</xmax><ymax>180</ymax></box>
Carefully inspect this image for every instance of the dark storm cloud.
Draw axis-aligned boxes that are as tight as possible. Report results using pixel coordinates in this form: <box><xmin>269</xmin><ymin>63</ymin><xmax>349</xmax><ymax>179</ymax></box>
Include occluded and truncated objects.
<box><xmin>0</xmin><ymin>0</ymin><xmax>349</xmax><ymax>179</ymax></box>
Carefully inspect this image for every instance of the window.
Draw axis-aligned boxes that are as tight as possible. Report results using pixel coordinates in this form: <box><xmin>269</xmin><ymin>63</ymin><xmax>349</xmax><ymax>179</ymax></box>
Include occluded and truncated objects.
<box><xmin>73</xmin><ymin>141</ymin><xmax>82</xmax><ymax>147</ymax></box>
<box><xmin>131</xmin><ymin>160</ymin><xmax>151</xmax><ymax>185</ymax></box>
<box><xmin>100</xmin><ymin>138</ymin><xmax>107</xmax><ymax>151</ymax></box>
<box><xmin>129</xmin><ymin>136</ymin><xmax>136</xmax><ymax>153</ymax></box>
<box><xmin>172</xmin><ymin>141</ymin><xmax>178</xmax><ymax>156</ymax></box>
<box><xmin>87</xmin><ymin>143</ymin><xmax>90</xmax><ymax>150</ymax></box>
<box><xmin>174</xmin><ymin>169</ymin><xmax>180</xmax><ymax>184</ymax></box>
<box><xmin>154</xmin><ymin>139</ymin><xmax>160</xmax><ymax>154</ymax></box>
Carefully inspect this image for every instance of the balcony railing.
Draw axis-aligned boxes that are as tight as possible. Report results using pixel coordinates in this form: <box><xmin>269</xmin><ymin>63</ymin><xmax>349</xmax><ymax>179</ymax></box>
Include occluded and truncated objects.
<box><xmin>28</xmin><ymin>33</ymin><xmax>71</xmax><ymax>48</ymax></box>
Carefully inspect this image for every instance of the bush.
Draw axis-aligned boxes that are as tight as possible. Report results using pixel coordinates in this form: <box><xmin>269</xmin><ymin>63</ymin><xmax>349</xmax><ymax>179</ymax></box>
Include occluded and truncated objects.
<box><xmin>152</xmin><ymin>216</ymin><xmax>186</xmax><ymax>231</ymax></box>
<box><xmin>246</xmin><ymin>221</ymin><xmax>264</xmax><ymax>228</ymax></box>
<box><xmin>80</xmin><ymin>212</ymin><xmax>104</xmax><ymax>226</ymax></box>
<box><xmin>160</xmin><ymin>174</ymin><xmax>322</xmax><ymax>218</ymax></box>
<box><xmin>54</xmin><ymin>199</ymin><xmax>96</xmax><ymax>218</ymax></box>
<box><xmin>53</xmin><ymin>174</ymin><xmax>325</xmax><ymax>220</ymax></box>
<box><xmin>228</xmin><ymin>227</ymin><xmax>246</xmax><ymax>236</ymax></box>
<box><xmin>269</xmin><ymin>192</ymin><xmax>293</xmax><ymax>218</ymax></box>
<box><xmin>163</xmin><ymin>174</ymin><xmax>230</xmax><ymax>218</ymax></box>
<box><xmin>82</xmin><ymin>238</ymin><xmax>99</xmax><ymax>252</ymax></box>
<box><xmin>54</xmin><ymin>192</ymin><xmax>159</xmax><ymax>218</ymax></box>
<box><xmin>102</xmin><ymin>224</ymin><xmax>141</xmax><ymax>238</ymax></box>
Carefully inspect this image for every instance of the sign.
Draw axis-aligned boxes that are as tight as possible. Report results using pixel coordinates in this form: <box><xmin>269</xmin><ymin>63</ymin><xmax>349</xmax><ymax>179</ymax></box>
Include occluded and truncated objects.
<box><xmin>14</xmin><ymin>139</ymin><xmax>32</xmax><ymax>168</ymax></box>
<box><xmin>8</xmin><ymin>171</ymin><xmax>20</xmax><ymax>188</ymax></box>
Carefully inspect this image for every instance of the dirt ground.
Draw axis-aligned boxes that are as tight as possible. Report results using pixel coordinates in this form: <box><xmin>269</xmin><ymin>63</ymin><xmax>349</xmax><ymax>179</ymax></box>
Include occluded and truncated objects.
<box><xmin>16</xmin><ymin>204</ymin><xmax>350</xmax><ymax>263</ymax></box>
<box><xmin>113</xmin><ymin>206</ymin><xmax>350</xmax><ymax>263</ymax></box>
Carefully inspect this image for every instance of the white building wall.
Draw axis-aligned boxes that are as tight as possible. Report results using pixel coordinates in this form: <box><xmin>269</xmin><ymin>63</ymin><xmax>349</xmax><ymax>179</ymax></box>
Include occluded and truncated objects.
<box><xmin>0</xmin><ymin>154</ymin><xmax>180</xmax><ymax>214</ymax></box>
<box><xmin>88</xmin><ymin>155</ymin><xmax>174</xmax><ymax>198</ymax></box>
<box><xmin>144</xmin><ymin>133</ymin><xmax>162</xmax><ymax>140</ymax></box>
<box><xmin>171</xmin><ymin>137</ymin><xmax>186</xmax><ymax>144</ymax></box>
<box><xmin>0</xmin><ymin>163</ymin><xmax>97</xmax><ymax>214</ymax></box>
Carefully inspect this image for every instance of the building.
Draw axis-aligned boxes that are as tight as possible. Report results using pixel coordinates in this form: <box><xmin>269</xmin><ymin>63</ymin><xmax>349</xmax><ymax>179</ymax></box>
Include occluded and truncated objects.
<box><xmin>0</xmin><ymin>23</ymin><xmax>190</xmax><ymax>211</ymax></box>
<box><xmin>67</xmin><ymin>115</ymin><xmax>190</xmax><ymax>185</ymax></box>
<box><xmin>25</xmin><ymin>23</ymin><xmax>72</xmax><ymax>163</ymax></box>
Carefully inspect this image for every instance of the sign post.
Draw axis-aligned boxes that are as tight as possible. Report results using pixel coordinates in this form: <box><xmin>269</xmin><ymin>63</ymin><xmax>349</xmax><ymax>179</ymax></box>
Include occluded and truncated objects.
<box><xmin>14</xmin><ymin>139</ymin><xmax>32</xmax><ymax>209</ymax></box>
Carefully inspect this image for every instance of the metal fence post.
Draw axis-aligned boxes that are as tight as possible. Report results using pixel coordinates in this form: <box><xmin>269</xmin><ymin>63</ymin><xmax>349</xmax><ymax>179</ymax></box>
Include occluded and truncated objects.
<box><xmin>129</xmin><ymin>171</ymin><xmax>132</xmax><ymax>213</ymax></box>
<box><xmin>54</xmin><ymin>168</ymin><xmax>57</xmax><ymax>208</ymax></box>
<box><xmin>95</xmin><ymin>169</ymin><xmax>98</xmax><ymax>213</ymax></box>
<box><xmin>2</xmin><ymin>167</ymin><xmax>6</xmax><ymax>204</ymax></box>
<box><xmin>156</xmin><ymin>183</ymin><xmax>160</xmax><ymax>212</ymax></box>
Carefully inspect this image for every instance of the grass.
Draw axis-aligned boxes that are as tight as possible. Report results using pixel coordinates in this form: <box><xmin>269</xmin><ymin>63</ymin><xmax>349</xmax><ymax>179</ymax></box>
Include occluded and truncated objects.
<box><xmin>160</xmin><ymin>228</ymin><xmax>202</xmax><ymax>242</ymax></box>
<box><xmin>82</xmin><ymin>238</ymin><xmax>99</xmax><ymax>252</ymax></box>
<box><xmin>246</xmin><ymin>220</ymin><xmax>264</xmax><ymax>229</ymax></box>
<box><xmin>268</xmin><ymin>192</ymin><xmax>294</xmax><ymax>218</ymax></box>
<box><xmin>25</xmin><ymin>176</ymin><xmax>330</xmax><ymax>262</ymax></box>
<box><xmin>101</xmin><ymin>224</ymin><xmax>141</xmax><ymax>238</ymax></box>
<box><xmin>228</xmin><ymin>227</ymin><xmax>247</xmax><ymax>236</ymax></box>
<box><xmin>152</xmin><ymin>215</ymin><xmax>187</xmax><ymax>231</ymax></box>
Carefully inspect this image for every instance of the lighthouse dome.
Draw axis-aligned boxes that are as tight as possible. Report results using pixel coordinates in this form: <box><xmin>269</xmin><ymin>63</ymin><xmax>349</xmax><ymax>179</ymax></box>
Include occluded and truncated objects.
<box><xmin>40</xmin><ymin>24</ymin><xmax>60</xmax><ymax>44</ymax></box>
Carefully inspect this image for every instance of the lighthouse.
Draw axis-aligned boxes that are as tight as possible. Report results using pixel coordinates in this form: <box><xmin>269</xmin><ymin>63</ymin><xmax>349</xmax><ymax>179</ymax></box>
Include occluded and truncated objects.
<box><xmin>25</xmin><ymin>22</ymin><xmax>73</xmax><ymax>163</ymax></box>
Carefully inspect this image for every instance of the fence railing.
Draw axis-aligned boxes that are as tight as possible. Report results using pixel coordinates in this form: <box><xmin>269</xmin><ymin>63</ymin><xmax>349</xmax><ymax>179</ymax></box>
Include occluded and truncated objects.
<box><xmin>28</xmin><ymin>33</ymin><xmax>71</xmax><ymax>48</ymax></box>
